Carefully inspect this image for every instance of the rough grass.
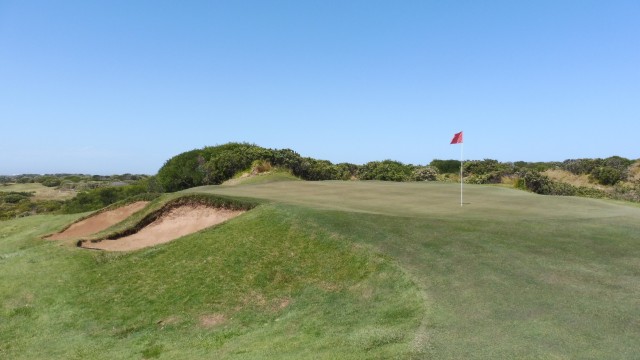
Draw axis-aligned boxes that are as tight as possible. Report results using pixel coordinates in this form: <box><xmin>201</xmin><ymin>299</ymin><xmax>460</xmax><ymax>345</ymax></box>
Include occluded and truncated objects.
<box><xmin>628</xmin><ymin>160</ymin><xmax>640</xmax><ymax>182</ymax></box>
<box><xmin>0</xmin><ymin>183</ymin><xmax>76</xmax><ymax>201</ymax></box>
<box><xmin>542</xmin><ymin>169</ymin><xmax>605</xmax><ymax>189</ymax></box>
<box><xmin>222</xmin><ymin>169</ymin><xmax>300</xmax><ymax>186</ymax></box>
<box><xmin>1</xmin><ymin>200</ymin><xmax>424</xmax><ymax>359</ymax></box>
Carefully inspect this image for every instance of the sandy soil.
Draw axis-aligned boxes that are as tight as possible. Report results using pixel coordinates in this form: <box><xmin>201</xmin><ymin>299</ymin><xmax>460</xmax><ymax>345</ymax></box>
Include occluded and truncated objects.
<box><xmin>82</xmin><ymin>205</ymin><xmax>244</xmax><ymax>251</ymax></box>
<box><xmin>48</xmin><ymin>201</ymin><xmax>149</xmax><ymax>240</ymax></box>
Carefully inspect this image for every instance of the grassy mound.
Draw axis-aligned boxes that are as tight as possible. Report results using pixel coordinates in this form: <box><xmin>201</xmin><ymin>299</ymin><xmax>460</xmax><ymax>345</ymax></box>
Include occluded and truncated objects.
<box><xmin>0</xmin><ymin>200</ymin><xmax>424</xmax><ymax>359</ymax></box>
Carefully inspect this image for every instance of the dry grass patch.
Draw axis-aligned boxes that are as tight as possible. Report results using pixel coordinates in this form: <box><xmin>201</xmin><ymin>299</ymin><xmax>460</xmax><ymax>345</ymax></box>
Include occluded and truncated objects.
<box><xmin>199</xmin><ymin>313</ymin><xmax>227</xmax><ymax>328</ymax></box>
<box><xmin>628</xmin><ymin>160</ymin><xmax>640</xmax><ymax>181</ymax></box>
<box><xmin>542</xmin><ymin>169</ymin><xmax>606</xmax><ymax>189</ymax></box>
<box><xmin>0</xmin><ymin>183</ymin><xmax>76</xmax><ymax>201</ymax></box>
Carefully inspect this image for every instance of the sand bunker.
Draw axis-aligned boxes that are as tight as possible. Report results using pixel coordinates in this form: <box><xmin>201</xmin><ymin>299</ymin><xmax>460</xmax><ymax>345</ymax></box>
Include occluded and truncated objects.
<box><xmin>48</xmin><ymin>201</ymin><xmax>149</xmax><ymax>240</ymax></box>
<box><xmin>82</xmin><ymin>205</ymin><xmax>244</xmax><ymax>251</ymax></box>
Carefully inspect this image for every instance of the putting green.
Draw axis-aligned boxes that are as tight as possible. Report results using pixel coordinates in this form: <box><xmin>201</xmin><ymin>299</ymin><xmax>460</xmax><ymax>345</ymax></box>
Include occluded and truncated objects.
<box><xmin>187</xmin><ymin>180</ymin><xmax>639</xmax><ymax>220</ymax></box>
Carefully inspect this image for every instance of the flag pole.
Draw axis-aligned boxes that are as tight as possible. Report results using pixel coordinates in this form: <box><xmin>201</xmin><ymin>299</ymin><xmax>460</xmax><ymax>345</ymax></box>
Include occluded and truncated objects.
<box><xmin>460</xmin><ymin>142</ymin><xmax>463</xmax><ymax>207</ymax></box>
<box><xmin>450</xmin><ymin>131</ymin><xmax>464</xmax><ymax>206</ymax></box>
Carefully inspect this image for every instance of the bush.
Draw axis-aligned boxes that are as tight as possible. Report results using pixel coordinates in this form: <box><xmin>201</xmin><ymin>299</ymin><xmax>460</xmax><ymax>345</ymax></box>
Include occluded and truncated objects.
<box><xmin>561</xmin><ymin>158</ymin><xmax>602</xmax><ymax>175</ymax></box>
<box><xmin>297</xmin><ymin>158</ymin><xmax>339</xmax><ymax>181</ymax></box>
<box><xmin>464</xmin><ymin>159</ymin><xmax>513</xmax><ymax>177</ymax></box>
<box><xmin>358</xmin><ymin>160</ymin><xmax>413</xmax><ymax>182</ymax></box>
<box><xmin>37</xmin><ymin>176</ymin><xmax>62</xmax><ymax>187</ymax></box>
<box><xmin>335</xmin><ymin>163</ymin><xmax>359</xmax><ymax>180</ymax></box>
<box><xmin>61</xmin><ymin>183</ymin><xmax>152</xmax><ymax>214</ymax></box>
<box><xmin>515</xmin><ymin>170</ymin><xmax>610</xmax><ymax>198</ymax></box>
<box><xmin>0</xmin><ymin>192</ymin><xmax>33</xmax><ymax>204</ymax></box>
<box><xmin>157</xmin><ymin>143</ymin><xmax>357</xmax><ymax>191</ymax></box>
<box><xmin>430</xmin><ymin>159</ymin><xmax>460</xmax><ymax>174</ymax></box>
<box><xmin>412</xmin><ymin>166</ymin><xmax>439</xmax><ymax>181</ymax></box>
<box><xmin>156</xmin><ymin>149</ymin><xmax>207</xmax><ymax>192</ymax></box>
<box><xmin>515</xmin><ymin>170</ymin><xmax>555</xmax><ymax>195</ymax></box>
<box><xmin>590</xmin><ymin>166</ymin><xmax>624</xmax><ymax>186</ymax></box>
<box><xmin>465</xmin><ymin>172</ymin><xmax>504</xmax><ymax>184</ymax></box>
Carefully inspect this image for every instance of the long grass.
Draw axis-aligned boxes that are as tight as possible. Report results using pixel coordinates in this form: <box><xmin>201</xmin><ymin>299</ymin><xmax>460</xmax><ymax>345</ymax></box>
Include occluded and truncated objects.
<box><xmin>0</xmin><ymin>183</ymin><xmax>76</xmax><ymax>201</ymax></box>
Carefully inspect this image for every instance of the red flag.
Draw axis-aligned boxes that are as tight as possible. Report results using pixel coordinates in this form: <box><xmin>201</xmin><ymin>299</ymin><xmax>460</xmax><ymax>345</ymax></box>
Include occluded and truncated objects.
<box><xmin>450</xmin><ymin>131</ymin><xmax>463</xmax><ymax>144</ymax></box>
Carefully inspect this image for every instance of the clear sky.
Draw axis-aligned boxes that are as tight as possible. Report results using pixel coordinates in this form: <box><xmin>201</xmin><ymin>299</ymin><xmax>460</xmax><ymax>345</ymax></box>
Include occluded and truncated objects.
<box><xmin>1</xmin><ymin>1</ymin><xmax>638</xmax><ymax>175</ymax></box>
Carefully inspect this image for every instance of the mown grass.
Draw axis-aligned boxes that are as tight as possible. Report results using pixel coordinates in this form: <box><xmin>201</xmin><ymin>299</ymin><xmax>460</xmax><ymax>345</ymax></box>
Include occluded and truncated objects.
<box><xmin>195</xmin><ymin>180</ymin><xmax>640</xmax><ymax>359</ymax></box>
<box><xmin>2</xmin><ymin>179</ymin><xmax>639</xmax><ymax>359</ymax></box>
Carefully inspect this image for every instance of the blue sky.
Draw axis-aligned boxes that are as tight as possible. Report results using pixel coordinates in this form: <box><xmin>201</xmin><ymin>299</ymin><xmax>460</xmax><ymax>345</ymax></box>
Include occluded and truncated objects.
<box><xmin>1</xmin><ymin>0</ymin><xmax>638</xmax><ymax>174</ymax></box>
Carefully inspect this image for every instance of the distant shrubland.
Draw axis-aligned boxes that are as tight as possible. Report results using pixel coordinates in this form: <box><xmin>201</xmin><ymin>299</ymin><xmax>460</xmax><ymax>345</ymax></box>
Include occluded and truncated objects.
<box><xmin>2</xmin><ymin>145</ymin><xmax>638</xmax><ymax>221</ymax></box>
<box><xmin>0</xmin><ymin>174</ymin><xmax>159</xmax><ymax>219</ymax></box>
<box><xmin>156</xmin><ymin>143</ymin><xmax>640</xmax><ymax>202</ymax></box>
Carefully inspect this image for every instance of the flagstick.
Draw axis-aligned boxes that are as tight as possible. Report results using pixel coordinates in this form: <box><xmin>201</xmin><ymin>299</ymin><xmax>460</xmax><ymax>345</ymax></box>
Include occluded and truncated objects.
<box><xmin>460</xmin><ymin>142</ymin><xmax>463</xmax><ymax>207</ymax></box>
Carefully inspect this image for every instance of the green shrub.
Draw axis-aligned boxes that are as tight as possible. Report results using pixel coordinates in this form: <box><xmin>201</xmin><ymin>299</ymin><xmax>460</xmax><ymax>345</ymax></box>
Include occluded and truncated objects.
<box><xmin>61</xmin><ymin>183</ymin><xmax>153</xmax><ymax>214</ymax></box>
<box><xmin>430</xmin><ymin>159</ymin><xmax>460</xmax><ymax>174</ymax></box>
<box><xmin>201</xmin><ymin>143</ymin><xmax>269</xmax><ymax>184</ymax></box>
<box><xmin>0</xmin><ymin>192</ymin><xmax>33</xmax><ymax>204</ymax></box>
<box><xmin>37</xmin><ymin>176</ymin><xmax>62</xmax><ymax>187</ymax></box>
<box><xmin>412</xmin><ymin>166</ymin><xmax>439</xmax><ymax>181</ymax></box>
<box><xmin>560</xmin><ymin>157</ymin><xmax>631</xmax><ymax>176</ymax></box>
<box><xmin>515</xmin><ymin>170</ymin><xmax>610</xmax><ymax>198</ymax></box>
<box><xmin>590</xmin><ymin>166</ymin><xmax>624</xmax><ymax>186</ymax></box>
<box><xmin>335</xmin><ymin>163</ymin><xmax>359</xmax><ymax>180</ymax></box>
<box><xmin>156</xmin><ymin>149</ymin><xmax>207</xmax><ymax>192</ymax></box>
<box><xmin>358</xmin><ymin>160</ymin><xmax>413</xmax><ymax>182</ymax></box>
<box><xmin>298</xmin><ymin>158</ymin><xmax>339</xmax><ymax>181</ymax></box>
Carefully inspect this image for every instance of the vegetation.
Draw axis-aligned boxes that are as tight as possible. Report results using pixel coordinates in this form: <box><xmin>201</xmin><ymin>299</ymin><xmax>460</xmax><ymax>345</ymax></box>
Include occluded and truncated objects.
<box><xmin>2</xmin><ymin>145</ymin><xmax>639</xmax><ymax>222</ymax></box>
<box><xmin>0</xmin><ymin>193</ymin><xmax>424</xmax><ymax>359</ymax></box>
<box><xmin>59</xmin><ymin>179</ymin><xmax>160</xmax><ymax>214</ymax></box>
<box><xmin>156</xmin><ymin>142</ymin><xmax>639</xmax><ymax>203</ymax></box>
<box><xmin>0</xmin><ymin>175</ymin><xmax>161</xmax><ymax>220</ymax></box>
<box><xmin>357</xmin><ymin>160</ymin><xmax>413</xmax><ymax>182</ymax></box>
<box><xmin>2</xmin><ymin>142</ymin><xmax>640</xmax><ymax>360</ymax></box>
<box><xmin>4</xmin><ymin>180</ymin><xmax>637</xmax><ymax>358</ymax></box>
<box><xmin>194</xmin><ymin>180</ymin><xmax>640</xmax><ymax>359</ymax></box>
<box><xmin>0</xmin><ymin>189</ymin><xmax>64</xmax><ymax>220</ymax></box>
<box><xmin>157</xmin><ymin>143</ymin><xmax>437</xmax><ymax>191</ymax></box>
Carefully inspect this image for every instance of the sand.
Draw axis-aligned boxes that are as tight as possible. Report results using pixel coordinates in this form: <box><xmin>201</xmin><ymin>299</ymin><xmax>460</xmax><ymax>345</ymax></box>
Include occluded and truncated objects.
<box><xmin>47</xmin><ymin>201</ymin><xmax>149</xmax><ymax>240</ymax></box>
<box><xmin>81</xmin><ymin>205</ymin><xmax>244</xmax><ymax>251</ymax></box>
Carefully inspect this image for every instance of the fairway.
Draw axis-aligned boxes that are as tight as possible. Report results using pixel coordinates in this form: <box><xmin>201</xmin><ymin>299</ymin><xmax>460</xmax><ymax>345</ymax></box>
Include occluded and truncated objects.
<box><xmin>1</xmin><ymin>180</ymin><xmax>639</xmax><ymax>359</ymax></box>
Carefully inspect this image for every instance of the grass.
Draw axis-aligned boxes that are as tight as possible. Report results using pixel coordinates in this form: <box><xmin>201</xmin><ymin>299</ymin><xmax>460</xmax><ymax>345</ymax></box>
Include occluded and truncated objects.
<box><xmin>192</xmin><ymin>180</ymin><xmax>640</xmax><ymax>359</ymax></box>
<box><xmin>543</xmin><ymin>169</ymin><xmax>605</xmax><ymax>190</ymax></box>
<box><xmin>222</xmin><ymin>169</ymin><xmax>301</xmax><ymax>186</ymax></box>
<box><xmin>0</xmin><ymin>183</ymin><xmax>76</xmax><ymax>201</ymax></box>
<box><xmin>2</xmin><ymin>179</ymin><xmax>640</xmax><ymax>358</ymax></box>
<box><xmin>0</xmin><ymin>195</ymin><xmax>423</xmax><ymax>359</ymax></box>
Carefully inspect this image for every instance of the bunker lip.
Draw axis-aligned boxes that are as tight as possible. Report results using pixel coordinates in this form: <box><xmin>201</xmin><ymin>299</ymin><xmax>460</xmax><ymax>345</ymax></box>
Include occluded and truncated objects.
<box><xmin>46</xmin><ymin>201</ymin><xmax>149</xmax><ymax>240</ymax></box>
<box><xmin>80</xmin><ymin>204</ymin><xmax>244</xmax><ymax>251</ymax></box>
